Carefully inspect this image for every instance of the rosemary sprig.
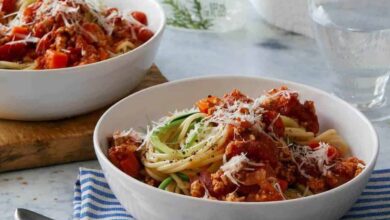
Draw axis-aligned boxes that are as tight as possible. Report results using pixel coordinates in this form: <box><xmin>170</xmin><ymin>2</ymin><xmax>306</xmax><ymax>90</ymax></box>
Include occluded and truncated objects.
<box><xmin>163</xmin><ymin>0</ymin><xmax>213</xmax><ymax>30</ymax></box>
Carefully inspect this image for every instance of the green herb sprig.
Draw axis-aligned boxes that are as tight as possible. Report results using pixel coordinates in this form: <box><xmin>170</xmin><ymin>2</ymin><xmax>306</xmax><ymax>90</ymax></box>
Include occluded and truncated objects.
<box><xmin>163</xmin><ymin>0</ymin><xmax>213</xmax><ymax>30</ymax></box>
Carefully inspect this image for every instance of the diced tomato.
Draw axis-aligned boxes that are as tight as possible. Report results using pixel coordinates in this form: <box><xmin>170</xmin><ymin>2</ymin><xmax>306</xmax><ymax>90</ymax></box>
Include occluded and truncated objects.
<box><xmin>23</xmin><ymin>6</ymin><xmax>33</xmax><ymax>18</ymax></box>
<box><xmin>308</xmin><ymin>141</ymin><xmax>320</xmax><ymax>149</ymax></box>
<box><xmin>309</xmin><ymin>141</ymin><xmax>339</xmax><ymax>160</ymax></box>
<box><xmin>11</xmin><ymin>26</ymin><xmax>29</xmax><ymax>35</ymax></box>
<box><xmin>277</xmin><ymin>179</ymin><xmax>288</xmax><ymax>192</ymax></box>
<box><xmin>196</xmin><ymin>95</ymin><xmax>221</xmax><ymax>114</ymax></box>
<box><xmin>0</xmin><ymin>43</ymin><xmax>28</xmax><ymax>61</ymax></box>
<box><xmin>108</xmin><ymin>145</ymin><xmax>141</xmax><ymax>178</ymax></box>
<box><xmin>197</xmin><ymin>101</ymin><xmax>209</xmax><ymax>114</ymax></box>
<box><xmin>10</xmin><ymin>26</ymin><xmax>30</xmax><ymax>39</ymax></box>
<box><xmin>44</xmin><ymin>50</ymin><xmax>68</xmax><ymax>69</ymax></box>
<box><xmin>327</xmin><ymin>145</ymin><xmax>340</xmax><ymax>160</ymax></box>
<box><xmin>119</xmin><ymin>153</ymin><xmax>141</xmax><ymax>178</ymax></box>
<box><xmin>131</xmin><ymin>11</ymin><xmax>148</xmax><ymax>25</ymax></box>
<box><xmin>1</xmin><ymin>0</ymin><xmax>16</xmax><ymax>14</ymax></box>
<box><xmin>137</xmin><ymin>28</ymin><xmax>154</xmax><ymax>42</ymax></box>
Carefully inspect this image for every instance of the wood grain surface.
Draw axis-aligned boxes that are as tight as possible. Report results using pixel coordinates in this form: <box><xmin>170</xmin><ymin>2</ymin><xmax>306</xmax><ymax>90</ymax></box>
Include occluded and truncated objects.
<box><xmin>0</xmin><ymin>65</ymin><xmax>167</xmax><ymax>172</ymax></box>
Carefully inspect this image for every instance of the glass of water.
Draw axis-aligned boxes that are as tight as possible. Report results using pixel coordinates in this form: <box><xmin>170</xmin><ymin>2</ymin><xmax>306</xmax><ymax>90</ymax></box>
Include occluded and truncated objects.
<box><xmin>308</xmin><ymin>0</ymin><xmax>390</xmax><ymax>121</ymax></box>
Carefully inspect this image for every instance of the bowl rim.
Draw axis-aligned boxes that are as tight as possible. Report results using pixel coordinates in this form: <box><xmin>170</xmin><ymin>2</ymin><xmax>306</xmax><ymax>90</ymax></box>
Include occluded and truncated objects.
<box><xmin>0</xmin><ymin>0</ymin><xmax>166</xmax><ymax>74</ymax></box>
<box><xmin>94</xmin><ymin>75</ymin><xmax>379</xmax><ymax>206</ymax></box>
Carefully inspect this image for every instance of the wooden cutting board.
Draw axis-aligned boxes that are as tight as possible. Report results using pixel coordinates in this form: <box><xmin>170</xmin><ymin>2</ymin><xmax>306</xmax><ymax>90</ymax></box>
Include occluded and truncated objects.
<box><xmin>0</xmin><ymin>65</ymin><xmax>167</xmax><ymax>173</ymax></box>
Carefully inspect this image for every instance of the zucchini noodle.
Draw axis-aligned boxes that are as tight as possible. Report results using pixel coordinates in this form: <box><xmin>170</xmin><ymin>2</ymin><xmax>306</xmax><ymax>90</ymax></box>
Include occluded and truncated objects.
<box><xmin>143</xmin><ymin>111</ymin><xmax>225</xmax><ymax>170</ymax></box>
<box><xmin>141</xmin><ymin>110</ymin><xmax>228</xmax><ymax>193</ymax></box>
<box><xmin>108</xmin><ymin>88</ymin><xmax>365</xmax><ymax>202</ymax></box>
<box><xmin>0</xmin><ymin>60</ymin><xmax>35</xmax><ymax>69</ymax></box>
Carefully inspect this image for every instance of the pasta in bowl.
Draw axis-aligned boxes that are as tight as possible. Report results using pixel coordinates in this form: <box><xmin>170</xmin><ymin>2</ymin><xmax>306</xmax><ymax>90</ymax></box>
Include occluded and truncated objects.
<box><xmin>0</xmin><ymin>0</ymin><xmax>165</xmax><ymax>120</ymax></box>
<box><xmin>0</xmin><ymin>0</ymin><xmax>154</xmax><ymax>69</ymax></box>
<box><xmin>94</xmin><ymin>76</ymin><xmax>378</xmax><ymax>220</ymax></box>
<box><xmin>107</xmin><ymin>87</ymin><xmax>365</xmax><ymax>201</ymax></box>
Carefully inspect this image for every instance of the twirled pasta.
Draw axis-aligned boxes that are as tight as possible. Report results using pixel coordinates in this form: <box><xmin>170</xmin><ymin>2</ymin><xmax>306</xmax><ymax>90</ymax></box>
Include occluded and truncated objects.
<box><xmin>107</xmin><ymin>88</ymin><xmax>364</xmax><ymax>202</ymax></box>
<box><xmin>281</xmin><ymin>115</ymin><xmax>350</xmax><ymax>155</ymax></box>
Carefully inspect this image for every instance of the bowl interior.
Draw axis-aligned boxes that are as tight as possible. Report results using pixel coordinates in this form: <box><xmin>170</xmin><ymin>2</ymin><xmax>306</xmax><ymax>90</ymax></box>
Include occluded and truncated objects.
<box><xmin>95</xmin><ymin>76</ymin><xmax>378</xmax><ymax>171</ymax></box>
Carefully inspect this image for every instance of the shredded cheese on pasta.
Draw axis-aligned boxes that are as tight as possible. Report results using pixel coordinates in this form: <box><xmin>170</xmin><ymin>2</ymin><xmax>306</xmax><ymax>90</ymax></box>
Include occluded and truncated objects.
<box><xmin>221</xmin><ymin>153</ymin><xmax>263</xmax><ymax>185</ymax></box>
<box><xmin>290</xmin><ymin>142</ymin><xmax>335</xmax><ymax>178</ymax></box>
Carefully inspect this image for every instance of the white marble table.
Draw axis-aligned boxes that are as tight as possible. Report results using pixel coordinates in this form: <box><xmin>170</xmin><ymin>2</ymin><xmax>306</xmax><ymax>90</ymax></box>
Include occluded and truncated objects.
<box><xmin>1</xmin><ymin>8</ymin><xmax>390</xmax><ymax>220</ymax></box>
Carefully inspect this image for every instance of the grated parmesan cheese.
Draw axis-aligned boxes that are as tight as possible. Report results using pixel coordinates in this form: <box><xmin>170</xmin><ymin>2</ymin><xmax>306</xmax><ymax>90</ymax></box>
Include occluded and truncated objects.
<box><xmin>5</xmin><ymin>33</ymin><xmax>40</xmax><ymax>45</ymax></box>
<box><xmin>272</xmin><ymin>181</ymin><xmax>286</xmax><ymax>200</ymax></box>
<box><xmin>207</xmin><ymin>97</ymin><xmax>265</xmax><ymax>131</ymax></box>
<box><xmin>290</xmin><ymin>142</ymin><xmax>335</xmax><ymax>178</ymax></box>
<box><xmin>115</xmin><ymin>128</ymin><xmax>143</xmax><ymax>143</ymax></box>
<box><xmin>221</xmin><ymin>153</ymin><xmax>263</xmax><ymax>185</ymax></box>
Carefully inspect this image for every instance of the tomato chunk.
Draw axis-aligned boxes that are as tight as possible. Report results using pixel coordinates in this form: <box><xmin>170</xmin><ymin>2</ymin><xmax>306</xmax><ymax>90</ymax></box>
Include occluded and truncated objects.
<box><xmin>137</xmin><ymin>28</ymin><xmax>154</xmax><ymax>42</ymax></box>
<box><xmin>131</xmin><ymin>11</ymin><xmax>148</xmax><ymax>25</ymax></box>
<box><xmin>0</xmin><ymin>43</ymin><xmax>28</xmax><ymax>61</ymax></box>
<box><xmin>10</xmin><ymin>26</ymin><xmax>30</xmax><ymax>39</ymax></box>
<box><xmin>327</xmin><ymin>145</ymin><xmax>340</xmax><ymax>160</ymax></box>
<box><xmin>44</xmin><ymin>50</ymin><xmax>68</xmax><ymax>69</ymax></box>
<box><xmin>277</xmin><ymin>179</ymin><xmax>288</xmax><ymax>192</ymax></box>
<box><xmin>1</xmin><ymin>0</ymin><xmax>16</xmax><ymax>14</ymax></box>
<box><xmin>108</xmin><ymin>145</ymin><xmax>141</xmax><ymax>178</ymax></box>
<box><xmin>196</xmin><ymin>95</ymin><xmax>221</xmax><ymax>114</ymax></box>
<box><xmin>308</xmin><ymin>141</ymin><xmax>320</xmax><ymax>149</ymax></box>
<box><xmin>119</xmin><ymin>154</ymin><xmax>141</xmax><ymax>178</ymax></box>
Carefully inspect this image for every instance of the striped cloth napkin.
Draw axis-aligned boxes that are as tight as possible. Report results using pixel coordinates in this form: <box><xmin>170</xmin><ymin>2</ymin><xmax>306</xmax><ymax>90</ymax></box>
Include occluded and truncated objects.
<box><xmin>73</xmin><ymin>168</ymin><xmax>390</xmax><ymax>220</ymax></box>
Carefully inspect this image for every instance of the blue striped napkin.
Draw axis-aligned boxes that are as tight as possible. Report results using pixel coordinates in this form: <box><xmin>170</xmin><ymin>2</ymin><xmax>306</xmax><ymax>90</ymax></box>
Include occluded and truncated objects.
<box><xmin>73</xmin><ymin>168</ymin><xmax>390</xmax><ymax>220</ymax></box>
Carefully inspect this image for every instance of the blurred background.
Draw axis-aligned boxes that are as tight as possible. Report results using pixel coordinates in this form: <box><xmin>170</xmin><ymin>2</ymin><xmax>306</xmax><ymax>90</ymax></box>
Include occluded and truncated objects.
<box><xmin>156</xmin><ymin>0</ymin><xmax>336</xmax><ymax>91</ymax></box>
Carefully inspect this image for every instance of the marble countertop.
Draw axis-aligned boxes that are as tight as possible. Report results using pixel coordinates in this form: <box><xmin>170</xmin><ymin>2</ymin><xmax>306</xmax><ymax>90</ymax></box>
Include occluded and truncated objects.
<box><xmin>1</xmin><ymin>8</ymin><xmax>390</xmax><ymax>220</ymax></box>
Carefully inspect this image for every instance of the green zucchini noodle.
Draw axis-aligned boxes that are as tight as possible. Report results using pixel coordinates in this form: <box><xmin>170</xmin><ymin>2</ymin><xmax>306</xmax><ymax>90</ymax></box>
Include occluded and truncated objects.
<box><xmin>141</xmin><ymin>110</ymin><xmax>229</xmax><ymax>194</ymax></box>
<box><xmin>0</xmin><ymin>60</ymin><xmax>36</xmax><ymax>69</ymax></box>
<box><xmin>115</xmin><ymin>40</ymin><xmax>136</xmax><ymax>54</ymax></box>
<box><xmin>108</xmin><ymin>88</ymin><xmax>367</xmax><ymax>201</ymax></box>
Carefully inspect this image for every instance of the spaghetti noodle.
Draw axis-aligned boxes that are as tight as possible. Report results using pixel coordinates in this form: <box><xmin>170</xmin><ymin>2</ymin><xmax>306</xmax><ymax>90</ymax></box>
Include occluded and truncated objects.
<box><xmin>108</xmin><ymin>87</ymin><xmax>365</xmax><ymax>202</ymax></box>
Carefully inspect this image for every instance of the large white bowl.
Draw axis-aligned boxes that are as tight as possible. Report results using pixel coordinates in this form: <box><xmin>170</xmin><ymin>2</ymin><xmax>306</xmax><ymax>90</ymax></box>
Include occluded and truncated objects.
<box><xmin>0</xmin><ymin>0</ymin><xmax>165</xmax><ymax>120</ymax></box>
<box><xmin>94</xmin><ymin>76</ymin><xmax>378</xmax><ymax>220</ymax></box>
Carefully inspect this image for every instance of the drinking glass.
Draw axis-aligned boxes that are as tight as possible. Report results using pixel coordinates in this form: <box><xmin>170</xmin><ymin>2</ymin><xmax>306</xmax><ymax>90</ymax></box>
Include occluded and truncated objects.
<box><xmin>308</xmin><ymin>0</ymin><xmax>390</xmax><ymax>121</ymax></box>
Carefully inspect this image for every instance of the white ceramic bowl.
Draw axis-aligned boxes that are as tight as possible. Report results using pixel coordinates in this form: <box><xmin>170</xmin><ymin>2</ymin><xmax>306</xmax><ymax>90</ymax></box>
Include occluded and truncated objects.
<box><xmin>249</xmin><ymin>0</ymin><xmax>314</xmax><ymax>37</ymax></box>
<box><xmin>0</xmin><ymin>0</ymin><xmax>165</xmax><ymax>120</ymax></box>
<box><xmin>94</xmin><ymin>76</ymin><xmax>378</xmax><ymax>220</ymax></box>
